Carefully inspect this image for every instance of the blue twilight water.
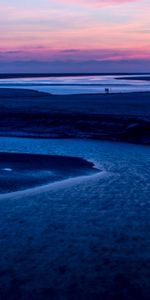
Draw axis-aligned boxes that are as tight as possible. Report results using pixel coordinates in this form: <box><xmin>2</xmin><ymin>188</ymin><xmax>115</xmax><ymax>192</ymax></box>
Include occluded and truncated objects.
<box><xmin>0</xmin><ymin>137</ymin><xmax>149</xmax><ymax>195</ymax></box>
<box><xmin>0</xmin><ymin>74</ymin><xmax>150</xmax><ymax>94</ymax></box>
<box><xmin>0</xmin><ymin>137</ymin><xmax>150</xmax><ymax>299</ymax></box>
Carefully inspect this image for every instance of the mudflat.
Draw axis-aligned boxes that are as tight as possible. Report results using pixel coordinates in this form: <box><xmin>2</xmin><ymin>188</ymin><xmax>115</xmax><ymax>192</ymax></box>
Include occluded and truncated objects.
<box><xmin>0</xmin><ymin>88</ymin><xmax>150</xmax><ymax>144</ymax></box>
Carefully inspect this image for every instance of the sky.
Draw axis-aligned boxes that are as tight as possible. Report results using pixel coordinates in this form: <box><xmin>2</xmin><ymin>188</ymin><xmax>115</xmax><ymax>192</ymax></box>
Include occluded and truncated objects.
<box><xmin>0</xmin><ymin>0</ymin><xmax>150</xmax><ymax>73</ymax></box>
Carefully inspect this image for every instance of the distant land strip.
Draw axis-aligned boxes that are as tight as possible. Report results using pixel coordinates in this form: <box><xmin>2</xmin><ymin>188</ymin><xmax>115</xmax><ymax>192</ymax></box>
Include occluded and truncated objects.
<box><xmin>0</xmin><ymin>73</ymin><xmax>149</xmax><ymax>79</ymax></box>
<box><xmin>116</xmin><ymin>76</ymin><xmax>150</xmax><ymax>81</ymax></box>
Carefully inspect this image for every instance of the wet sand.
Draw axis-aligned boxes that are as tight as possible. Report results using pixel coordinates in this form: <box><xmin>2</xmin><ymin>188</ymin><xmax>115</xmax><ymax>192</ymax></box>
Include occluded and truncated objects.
<box><xmin>0</xmin><ymin>88</ymin><xmax>150</xmax><ymax>144</ymax></box>
<box><xmin>0</xmin><ymin>88</ymin><xmax>150</xmax><ymax>299</ymax></box>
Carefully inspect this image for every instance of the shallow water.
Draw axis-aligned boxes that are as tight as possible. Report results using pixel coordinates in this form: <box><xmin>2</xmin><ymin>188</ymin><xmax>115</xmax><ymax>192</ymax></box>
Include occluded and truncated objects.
<box><xmin>0</xmin><ymin>152</ymin><xmax>98</xmax><ymax>194</ymax></box>
<box><xmin>0</xmin><ymin>74</ymin><xmax>150</xmax><ymax>94</ymax></box>
<box><xmin>0</xmin><ymin>138</ymin><xmax>150</xmax><ymax>299</ymax></box>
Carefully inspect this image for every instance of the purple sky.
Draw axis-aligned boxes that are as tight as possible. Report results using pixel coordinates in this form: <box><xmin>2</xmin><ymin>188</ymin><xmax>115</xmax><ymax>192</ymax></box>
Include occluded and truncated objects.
<box><xmin>0</xmin><ymin>0</ymin><xmax>150</xmax><ymax>73</ymax></box>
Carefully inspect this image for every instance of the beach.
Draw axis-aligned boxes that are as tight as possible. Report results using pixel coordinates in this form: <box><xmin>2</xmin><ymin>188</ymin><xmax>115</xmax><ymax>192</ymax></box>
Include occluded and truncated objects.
<box><xmin>0</xmin><ymin>86</ymin><xmax>150</xmax><ymax>299</ymax></box>
<box><xmin>0</xmin><ymin>88</ymin><xmax>150</xmax><ymax>144</ymax></box>
<box><xmin>1</xmin><ymin>0</ymin><xmax>150</xmax><ymax>298</ymax></box>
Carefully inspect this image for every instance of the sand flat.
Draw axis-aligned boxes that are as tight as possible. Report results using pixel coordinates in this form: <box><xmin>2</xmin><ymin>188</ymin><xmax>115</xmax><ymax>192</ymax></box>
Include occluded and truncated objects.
<box><xmin>0</xmin><ymin>88</ymin><xmax>150</xmax><ymax>144</ymax></box>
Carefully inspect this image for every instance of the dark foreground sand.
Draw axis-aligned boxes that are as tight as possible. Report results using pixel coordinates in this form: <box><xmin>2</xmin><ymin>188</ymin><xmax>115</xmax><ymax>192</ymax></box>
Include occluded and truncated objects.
<box><xmin>0</xmin><ymin>88</ymin><xmax>150</xmax><ymax>144</ymax></box>
<box><xmin>0</xmin><ymin>152</ymin><xmax>98</xmax><ymax>194</ymax></box>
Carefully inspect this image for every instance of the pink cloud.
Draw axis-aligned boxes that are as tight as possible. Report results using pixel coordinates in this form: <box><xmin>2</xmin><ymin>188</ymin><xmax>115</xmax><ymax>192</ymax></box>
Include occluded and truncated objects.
<box><xmin>0</xmin><ymin>47</ymin><xmax>149</xmax><ymax>62</ymax></box>
<box><xmin>57</xmin><ymin>0</ymin><xmax>139</xmax><ymax>7</ymax></box>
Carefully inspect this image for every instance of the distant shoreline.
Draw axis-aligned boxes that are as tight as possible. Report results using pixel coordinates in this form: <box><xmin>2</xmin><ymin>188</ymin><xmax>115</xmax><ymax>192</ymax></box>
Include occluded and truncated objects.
<box><xmin>0</xmin><ymin>72</ymin><xmax>150</xmax><ymax>79</ymax></box>
<box><xmin>116</xmin><ymin>76</ymin><xmax>150</xmax><ymax>81</ymax></box>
